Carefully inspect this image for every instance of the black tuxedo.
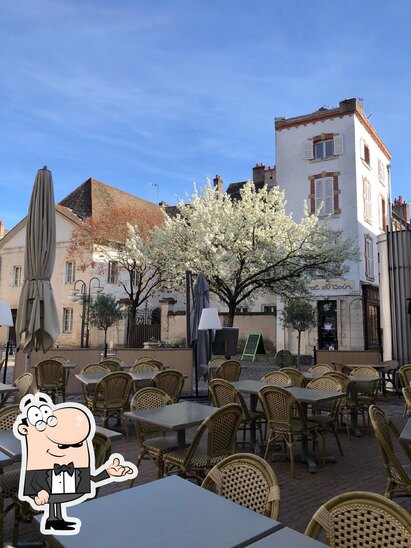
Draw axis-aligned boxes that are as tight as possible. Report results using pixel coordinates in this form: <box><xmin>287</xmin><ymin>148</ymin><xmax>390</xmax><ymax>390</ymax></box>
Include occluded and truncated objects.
<box><xmin>23</xmin><ymin>467</ymin><xmax>109</xmax><ymax>498</ymax></box>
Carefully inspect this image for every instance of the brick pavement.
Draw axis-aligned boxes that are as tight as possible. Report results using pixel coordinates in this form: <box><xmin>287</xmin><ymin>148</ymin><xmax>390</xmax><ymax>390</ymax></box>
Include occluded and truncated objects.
<box><xmin>4</xmin><ymin>360</ymin><xmax>411</xmax><ymax>546</ymax></box>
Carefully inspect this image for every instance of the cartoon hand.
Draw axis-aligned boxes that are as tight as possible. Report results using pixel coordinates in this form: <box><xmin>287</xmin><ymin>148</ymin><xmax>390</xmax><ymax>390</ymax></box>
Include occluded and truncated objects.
<box><xmin>106</xmin><ymin>457</ymin><xmax>134</xmax><ymax>477</ymax></box>
<box><xmin>35</xmin><ymin>489</ymin><xmax>49</xmax><ymax>505</ymax></box>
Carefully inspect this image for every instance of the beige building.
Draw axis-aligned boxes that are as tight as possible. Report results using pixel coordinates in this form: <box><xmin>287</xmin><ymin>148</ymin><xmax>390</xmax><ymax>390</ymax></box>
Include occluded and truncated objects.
<box><xmin>0</xmin><ymin>177</ymin><xmax>164</xmax><ymax>349</ymax></box>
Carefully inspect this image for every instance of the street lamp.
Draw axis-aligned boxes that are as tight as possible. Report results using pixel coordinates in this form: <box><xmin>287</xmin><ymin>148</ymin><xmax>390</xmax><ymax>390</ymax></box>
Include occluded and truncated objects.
<box><xmin>69</xmin><ymin>277</ymin><xmax>103</xmax><ymax>348</ymax></box>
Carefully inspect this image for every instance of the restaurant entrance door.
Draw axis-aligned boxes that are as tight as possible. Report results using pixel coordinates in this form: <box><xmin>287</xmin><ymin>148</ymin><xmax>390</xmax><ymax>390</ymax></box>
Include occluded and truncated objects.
<box><xmin>317</xmin><ymin>300</ymin><xmax>338</xmax><ymax>350</ymax></box>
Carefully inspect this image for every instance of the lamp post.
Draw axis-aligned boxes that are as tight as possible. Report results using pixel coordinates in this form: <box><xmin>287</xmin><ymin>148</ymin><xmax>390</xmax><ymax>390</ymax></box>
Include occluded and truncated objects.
<box><xmin>198</xmin><ymin>307</ymin><xmax>222</xmax><ymax>363</ymax></box>
<box><xmin>69</xmin><ymin>277</ymin><xmax>103</xmax><ymax>348</ymax></box>
<box><xmin>0</xmin><ymin>301</ymin><xmax>14</xmax><ymax>383</ymax></box>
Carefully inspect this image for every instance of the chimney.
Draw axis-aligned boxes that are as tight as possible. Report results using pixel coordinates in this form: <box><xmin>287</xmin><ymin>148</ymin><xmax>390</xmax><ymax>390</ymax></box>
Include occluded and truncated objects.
<box><xmin>213</xmin><ymin>175</ymin><xmax>223</xmax><ymax>193</ymax></box>
<box><xmin>158</xmin><ymin>201</ymin><xmax>168</xmax><ymax>208</ymax></box>
<box><xmin>393</xmin><ymin>196</ymin><xmax>410</xmax><ymax>223</ymax></box>
<box><xmin>252</xmin><ymin>163</ymin><xmax>265</xmax><ymax>184</ymax></box>
<box><xmin>0</xmin><ymin>220</ymin><xmax>5</xmax><ymax>239</ymax></box>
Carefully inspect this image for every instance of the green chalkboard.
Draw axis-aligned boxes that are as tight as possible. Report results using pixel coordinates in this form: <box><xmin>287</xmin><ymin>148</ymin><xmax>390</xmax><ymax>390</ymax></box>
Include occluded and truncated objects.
<box><xmin>241</xmin><ymin>333</ymin><xmax>266</xmax><ymax>361</ymax></box>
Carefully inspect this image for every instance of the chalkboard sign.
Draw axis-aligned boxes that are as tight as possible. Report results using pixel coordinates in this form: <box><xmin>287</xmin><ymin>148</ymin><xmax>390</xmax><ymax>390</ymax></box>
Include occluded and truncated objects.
<box><xmin>241</xmin><ymin>333</ymin><xmax>266</xmax><ymax>361</ymax></box>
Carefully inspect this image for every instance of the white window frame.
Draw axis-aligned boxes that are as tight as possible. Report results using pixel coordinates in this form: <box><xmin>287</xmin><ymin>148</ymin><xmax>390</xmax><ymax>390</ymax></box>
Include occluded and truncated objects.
<box><xmin>378</xmin><ymin>194</ymin><xmax>386</xmax><ymax>231</ymax></box>
<box><xmin>107</xmin><ymin>261</ymin><xmax>118</xmax><ymax>284</ymax></box>
<box><xmin>314</xmin><ymin>139</ymin><xmax>334</xmax><ymax>160</ymax></box>
<box><xmin>363</xmin><ymin>178</ymin><xmax>372</xmax><ymax>223</ymax></box>
<box><xmin>378</xmin><ymin>159</ymin><xmax>386</xmax><ymax>185</ymax></box>
<box><xmin>62</xmin><ymin>307</ymin><xmax>73</xmax><ymax>333</ymax></box>
<box><xmin>365</xmin><ymin>235</ymin><xmax>374</xmax><ymax>279</ymax></box>
<box><xmin>360</xmin><ymin>138</ymin><xmax>371</xmax><ymax>167</ymax></box>
<box><xmin>65</xmin><ymin>261</ymin><xmax>76</xmax><ymax>284</ymax></box>
<box><xmin>315</xmin><ymin>177</ymin><xmax>334</xmax><ymax>216</ymax></box>
<box><xmin>12</xmin><ymin>266</ymin><xmax>22</xmax><ymax>287</ymax></box>
<box><xmin>304</xmin><ymin>135</ymin><xmax>343</xmax><ymax>160</ymax></box>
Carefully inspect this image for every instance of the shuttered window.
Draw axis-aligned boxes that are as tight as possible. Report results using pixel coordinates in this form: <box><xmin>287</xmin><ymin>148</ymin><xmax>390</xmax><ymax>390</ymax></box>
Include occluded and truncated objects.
<box><xmin>363</xmin><ymin>179</ymin><xmax>372</xmax><ymax>222</ymax></box>
<box><xmin>315</xmin><ymin>177</ymin><xmax>334</xmax><ymax>215</ymax></box>
<box><xmin>304</xmin><ymin>135</ymin><xmax>343</xmax><ymax>160</ymax></box>
<box><xmin>62</xmin><ymin>308</ymin><xmax>73</xmax><ymax>333</ymax></box>
<box><xmin>365</xmin><ymin>236</ymin><xmax>374</xmax><ymax>279</ymax></box>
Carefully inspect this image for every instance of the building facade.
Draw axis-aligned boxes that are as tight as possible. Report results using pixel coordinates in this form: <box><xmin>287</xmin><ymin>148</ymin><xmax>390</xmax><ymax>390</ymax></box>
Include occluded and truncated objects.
<box><xmin>275</xmin><ymin>98</ymin><xmax>391</xmax><ymax>353</ymax></box>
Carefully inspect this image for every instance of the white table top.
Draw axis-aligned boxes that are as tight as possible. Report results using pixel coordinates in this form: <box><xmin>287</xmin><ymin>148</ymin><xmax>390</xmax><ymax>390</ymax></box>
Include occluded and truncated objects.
<box><xmin>35</xmin><ymin>475</ymin><xmax>283</xmax><ymax>548</ymax></box>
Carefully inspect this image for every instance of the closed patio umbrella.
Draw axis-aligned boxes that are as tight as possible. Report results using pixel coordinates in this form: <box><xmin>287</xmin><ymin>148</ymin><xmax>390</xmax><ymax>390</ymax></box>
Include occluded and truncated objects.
<box><xmin>16</xmin><ymin>167</ymin><xmax>59</xmax><ymax>360</ymax></box>
<box><xmin>190</xmin><ymin>272</ymin><xmax>210</xmax><ymax>396</ymax></box>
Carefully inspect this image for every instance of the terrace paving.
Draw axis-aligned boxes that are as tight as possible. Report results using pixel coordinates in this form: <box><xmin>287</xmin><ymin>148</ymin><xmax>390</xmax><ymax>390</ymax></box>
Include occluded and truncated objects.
<box><xmin>4</xmin><ymin>359</ymin><xmax>411</xmax><ymax>546</ymax></box>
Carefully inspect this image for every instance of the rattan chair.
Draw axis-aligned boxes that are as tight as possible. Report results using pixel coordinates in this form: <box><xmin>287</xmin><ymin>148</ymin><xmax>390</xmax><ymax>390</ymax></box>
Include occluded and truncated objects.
<box><xmin>260</xmin><ymin>371</ymin><xmax>291</xmax><ymax>387</ymax></box>
<box><xmin>402</xmin><ymin>387</ymin><xmax>411</xmax><ymax>417</ymax></box>
<box><xmin>209</xmin><ymin>379</ymin><xmax>264</xmax><ymax>447</ymax></box>
<box><xmin>101</xmin><ymin>355</ymin><xmax>123</xmax><ymax>365</ymax></box>
<box><xmin>308</xmin><ymin>364</ymin><xmax>334</xmax><ymax>377</ymax></box>
<box><xmin>129</xmin><ymin>388</ymin><xmax>177</xmax><ymax>481</ymax></box>
<box><xmin>80</xmin><ymin>363</ymin><xmax>110</xmax><ymax>404</ymax></box>
<box><xmin>11</xmin><ymin>373</ymin><xmax>33</xmax><ymax>404</ymax></box>
<box><xmin>34</xmin><ymin>359</ymin><xmax>66</xmax><ymax>402</ymax></box>
<box><xmin>281</xmin><ymin>368</ymin><xmax>306</xmax><ymax>387</ymax></box>
<box><xmin>323</xmin><ymin>371</ymin><xmax>362</xmax><ymax>439</ymax></box>
<box><xmin>133</xmin><ymin>358</ymin><xmax>164</xmax><ymax>370</ymax></box>
<box><xmin>349</xmin><ymin>367</ymin><xmax>380</xmax><ymax>407</ymax></box>
<box><xmin>131</xmin><ymin>361</ymin><xmax>161</xmax><ymax>373</ymax></box>
<box><xmin>99</xmin><ymin>358</ymin><xmax>122</xmax><ymax>372</ymax></box>
<box><xmin>151</xmin><ymin>370</ymin><xmax>184</xmax><ymax>403</ymax></box>
<box><xmin>0</xmin><ymin>405</ymin><xmax>22</xmax><ymax>547</ymax></box>
<box><xmin>135</xmin><ymin>355</ymin><xmax>155</xmax><ymax>363</ymax></box>
<box><xmin>212</xmin><ymin>360</ymin><xmax>241</xmax><ymax>382</ymax></box>
<box><xmin>86</xmin><ymin>372</ymin><xmax>133</xmax><ymax>435</ymax></box>
<box><xmin>50</xmin><ymin>355</ymin><xmax>70</xmax><ymax>364</ymax></box>
<box><xmin>306</xmin><ymin>376</ymin><xmax>344</xmax><ymax>458</ymax></box>
<box><xmin>201</xmin><ymin>453</ymin><xmax>280</xmax><ymax>519</ymax></box>
<box><xmin>399</xmin><ymin>365</ymin><xmax>411</xmax><ymax>416</ymax></box>
<box><xmin>163</xmin><ymin>403</ymin><xmax>242</xmax><ymax>482</ymax></box>
<box><xmin>208</xmin><ymin>357</ymin><xmax>228</xmax><ymax>380</ymax></box>
<box><xmin>305</xmin><ymin>490</ymin><xmax>411</xmax><ymax>546</ymax></box>
<box><xmin>258</xmin><ymin>385</ymin><xmax>319</xmax><ymax>478</ymax></box>
<box><xmin>369</xmin><ymin>405</ymin><xmax>411</xmax><ymax>499</ymax></box>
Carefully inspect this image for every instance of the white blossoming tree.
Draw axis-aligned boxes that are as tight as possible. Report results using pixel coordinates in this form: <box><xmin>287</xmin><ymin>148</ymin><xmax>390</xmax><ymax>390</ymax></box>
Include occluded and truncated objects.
<box><xmin>148</xmin><ymin>181</ymin><xmax>358</xmax><ymax>327</ymax></box>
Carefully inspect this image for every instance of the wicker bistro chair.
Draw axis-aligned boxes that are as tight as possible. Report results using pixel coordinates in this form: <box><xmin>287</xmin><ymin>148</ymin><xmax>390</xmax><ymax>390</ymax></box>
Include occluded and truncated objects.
<box><xmin>369</xmin><ymin>405</ymin><xmax>411</xmax><ymax>499</ymax></box>
<box><xmin>306</xmin><ymin>376</ymin><xmax>344</xmax><ymax>458</ymax></box>
<box><xmin>305</xmin><ymin>490</ymin><xmax>411</xmax><ymax>546</ymax></box>
<box><xmin>402</xmin><ymin>387</ymin><xmax>411</xmax><ymax>416</ymax></box>
<box><xmin>11</xmin><ymin>373</ymin><xmax>33</xmax><ymax>404</ymax></box>
<box><xmin>399</xmin><ymin>365</ymin><xmax>411</xmax><ymax>416</ymax></box>
<box><xmin>201</xmin><ymin>453</ymin><xmax>280</xmax><ymax>520</ymax></box>
<box><xmin>280</xmin><ymin>368</ymin><xmax>307</xmax><ymax>387</ymax></box>
<box><xmin>0</xmin><ymin>405</ymin><xmax>22</xmax><ymax>547</ymax></box>
<box><xmin>131</xmin><ymin>362</ymin><xmax>161</xmax><ymax>373</ymax></box>
<box><xmin>308</xmin><ymin>364</ymin><xmax>334</xmax><ymax>377</ymax></box>
<box><xmin>323</xmin><ymin>371</ymin><xmax>363</xmax><ymax>439</ymax></box>
<box><xmin>151</xmin><ymin>370</ymin><xmax>185</xmax><ymax>403</ymax></box>
<box><xmin>275</xmin><ymin>349</ymin><xmax>293</xmax><ymax>368</ymax></box>
<box><xmin>258</xmin><ymin>386</ymin><xmax>319</xmax><ymax>478</ymax></box>
<box><xmin>209</xmin><ymin>379</ymin><xmax>264</xmax><ymax>447</ymax></box>
<box><xmin>86</xmin><ymin>372</ymin><xmax>133</xmax><ymax>436</ymax></box>
<box><xmin>163</xmin><ymin>403</ymin><xmax>242</xmax><ymax>482</ymax></box>
<box><xmin>133</xmin><ymin>358</ymin><xmax>164</xmax><ymax>370</ymax></box>
<box><xmin>50</xmin><ymin>355</ymin><xmax>70</xmax><ymax>364</ymax></box>
<box><xmin>99</xmin><ymin>358</ymin><xmax>122</xmax><ymax>372</ymax></box>
<box><xmin>349</xmin><ymin>367</ymin><xmax>381</xmax><ymax>407</ymax></box>
<box><xmin>211</xmin><ymin>360</ymin><xmax>241</xmax><ymax>382</ymax></box>
<box><xmin>129</xmin><ymin>388</ymin><xmax>177</xmax><ymax>481</ymax></box>
<box><xmin>260</xmin><ymin>371</ymin><xmax>291</xmax><ymax>387</ymax></box>
<box><xmin>80</xmin><ymin>364</ymin><xmax>111</xmax><ymax>404</ymax></box>
<box><xmin>34</xmin><ymin>359</ymin><xmax>67</xmax><ymax>402</ymax></box>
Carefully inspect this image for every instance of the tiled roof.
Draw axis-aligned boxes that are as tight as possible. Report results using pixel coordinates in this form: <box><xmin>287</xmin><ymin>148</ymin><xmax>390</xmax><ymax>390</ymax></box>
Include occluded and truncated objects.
<box><xmin>59</xmin><ymin>177</ymin><xmax>162</xmax><ymax>221</ymax></box>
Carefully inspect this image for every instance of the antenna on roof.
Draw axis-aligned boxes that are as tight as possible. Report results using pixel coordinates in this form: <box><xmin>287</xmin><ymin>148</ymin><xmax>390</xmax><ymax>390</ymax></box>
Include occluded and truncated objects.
<box><xmin>150</xmin><ymin>182</ymin><xmax>159</xmax><ymax>203</ymax></box>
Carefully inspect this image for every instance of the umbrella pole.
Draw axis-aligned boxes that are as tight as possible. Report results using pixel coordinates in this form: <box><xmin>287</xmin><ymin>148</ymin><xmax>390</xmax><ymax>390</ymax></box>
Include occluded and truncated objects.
<box><xmin>2</xmin><ymin>340</ymin><xmax>10</xmax><ymax>384</ymax></box>
<box><xmin>193</xmin><ymin>340</ymin><xmax>199</xmax><ymax>398</ymax></box>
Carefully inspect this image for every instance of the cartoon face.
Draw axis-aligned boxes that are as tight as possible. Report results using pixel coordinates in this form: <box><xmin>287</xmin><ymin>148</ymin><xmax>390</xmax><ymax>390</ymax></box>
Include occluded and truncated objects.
<box><xmin>18</xmin><ymin>402</ymin><xmax>92</xmax><ymax>471</ymax></box>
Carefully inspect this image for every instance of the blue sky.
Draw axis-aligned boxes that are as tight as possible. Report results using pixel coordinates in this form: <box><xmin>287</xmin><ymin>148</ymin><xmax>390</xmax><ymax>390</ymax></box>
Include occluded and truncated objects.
<box><xmin>1</xmin><ymin>0</ymin><xmax>410</xmax><ymax>229</ymax></box>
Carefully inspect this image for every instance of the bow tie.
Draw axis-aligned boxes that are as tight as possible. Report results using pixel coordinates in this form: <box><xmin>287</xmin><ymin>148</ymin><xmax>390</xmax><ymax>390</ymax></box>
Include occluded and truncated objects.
<box><xmin>54</xmin><ymin>463</ymin><xmax>75</xmax><ymax>476</ymax></box>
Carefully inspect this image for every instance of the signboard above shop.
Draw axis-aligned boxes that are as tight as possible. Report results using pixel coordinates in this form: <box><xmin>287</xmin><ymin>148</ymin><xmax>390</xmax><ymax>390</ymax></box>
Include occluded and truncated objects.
<box><xmin>308</xmin><ymin>279</ymin><xmax>358</xmax><ymax>295</ymax></box>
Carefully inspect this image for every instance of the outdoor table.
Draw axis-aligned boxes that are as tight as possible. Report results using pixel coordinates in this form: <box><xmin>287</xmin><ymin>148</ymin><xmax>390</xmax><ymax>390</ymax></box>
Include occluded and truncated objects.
<box><xmin>249</xmin><ymin>526</ymin><xmax>327</xmax><ymax>546</ymax></box>
<box><xmin>0</xmin><ymin>383</ymin><xmax>18</xmax><ymax>408</ymax></box>
<box><xmin>0</xmin><ymin>426</ymin><xmax>122</xmax><ymax>461</ymax></box>
<box><xmin>399</xmin><ymin>418</ymin><xmax>411</xmax><ymax>445</ymax></box>
<box><xmin>34</xmin><ymin>475</ymin><xmax>284</xmax><ymax>548</ymax></box>
<box><xmin>125</xmin><ymin>401</ymin><xmax>217</xmax><ymax>449</ymax></box>
<box><xmin>76</xmin><ymin>370</ymin><xmax>157</xmax><ymax>387</ymax></box>
<box><xmin>231</xmin><ymin>381</ymin><xmax>344</xmax><ymax>472</ymax></box>
<box><xmin>0</xmin><ymin>449</ymin><xmax>14</xmax><ymax>467</ymax></box>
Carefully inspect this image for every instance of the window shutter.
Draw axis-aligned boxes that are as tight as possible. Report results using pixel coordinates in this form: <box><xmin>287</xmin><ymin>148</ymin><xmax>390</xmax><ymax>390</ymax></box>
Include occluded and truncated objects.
<box><xmin>378</xmin><ymin>195</ymin><xmax>382</xmax><ymax>229</ymax></box>
<box><xmin>365</xmin><ymin>238</ymin><xmax>374</xmax><ymax>278</ymax></box>
<box><xmin>304</xmin><ymin>140</ymin><xmax>314</xmax><ymax>160</ymax></box>
<box><xmin>324</xmin><ymin>177</ymin><xmax>334</xmax><ymax>215</ymax></box>
<box><xmin>360</xmin><ymin>138</ymin><xmax>364</xmax><ymax>160</ymax></box>
<box><xmin>333</xmin><ymin>135</ymin><xmax>344</xmax><ymax>155</ymax></box>
<box><xmin>315</xmin><ymin>179</ymin><xmax>324</xmax><ymax>213</ymax></box>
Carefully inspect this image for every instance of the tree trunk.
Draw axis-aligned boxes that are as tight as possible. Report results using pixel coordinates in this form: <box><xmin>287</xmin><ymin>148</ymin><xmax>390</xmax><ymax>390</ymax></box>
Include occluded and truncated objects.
<box><xmin>104</xmin><ymin>327</ymin><xmax>108</xmax><ymax>347</ymax></box>
<box><xmin>226</xmin><ymin>302</ymin><xmax>236</xmax><ymax>327</ymax></box>
<box><xmin>126</xmin><ymin>300</ymin><xmax>138</xmax><ymax>347</ymax></box>
<box><xmin>297</xmin><ymin>331</ymin><xmax>301</xmax><ymax>371</ymax></box>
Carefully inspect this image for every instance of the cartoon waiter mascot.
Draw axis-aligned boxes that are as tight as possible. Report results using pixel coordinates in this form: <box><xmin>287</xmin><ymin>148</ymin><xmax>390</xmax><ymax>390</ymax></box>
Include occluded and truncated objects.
<box><xmin>13</xmin><ymin>393</ymin><xmax>137</xmax><ymax>535</ymax></box>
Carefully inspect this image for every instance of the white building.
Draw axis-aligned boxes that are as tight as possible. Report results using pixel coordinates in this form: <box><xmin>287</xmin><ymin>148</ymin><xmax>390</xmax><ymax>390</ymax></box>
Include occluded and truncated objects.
<box><xmin>275</xmin><ymin>98</ymin><xmax>391</xmax><ymax>352</ymax></box>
